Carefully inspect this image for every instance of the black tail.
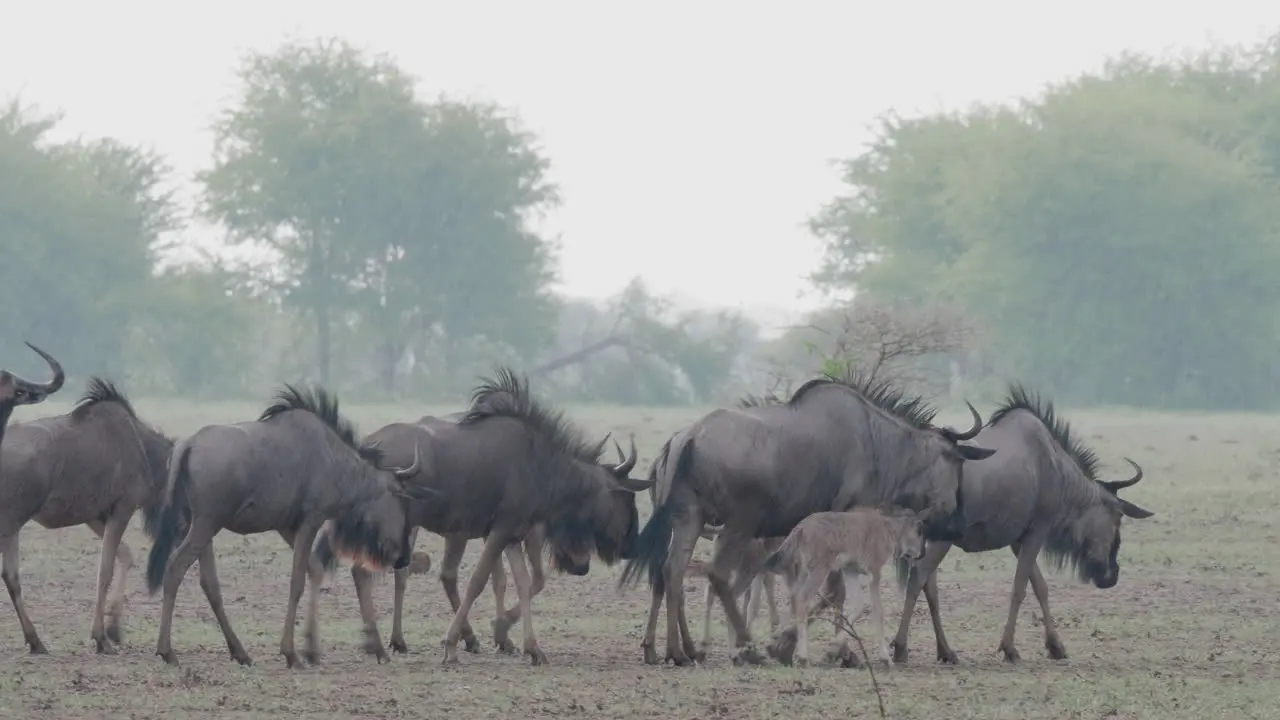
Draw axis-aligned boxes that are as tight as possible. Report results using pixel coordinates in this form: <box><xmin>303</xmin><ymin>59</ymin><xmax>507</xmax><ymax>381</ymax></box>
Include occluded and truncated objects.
<box><xmin>313</xmin><ymin>525</ymin><xmax>338</xmax><ymax>574</ymax></box>
<box><xmin>618</xmin><ymin>438</ymin><xmax>694</xmax><ymax>590</ymax></box>
<box><xmin>146</xmin><ymin>442</ymin><xmax>193</xmax><ymax>594</ymax></box>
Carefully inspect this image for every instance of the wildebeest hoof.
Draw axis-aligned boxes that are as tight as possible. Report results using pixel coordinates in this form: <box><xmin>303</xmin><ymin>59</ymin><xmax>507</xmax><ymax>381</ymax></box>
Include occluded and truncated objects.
<box><xmin>642</xmin><ymin>643</ymin><xmax>660</xmax><ymax>665</ymax></box>
<box><xmin>732</xmin><ymin>644</ymin><xmax>766</xmax><ymax>666</ymax></box>
<box><xmin>495</xmin><ymin>638</ymin><xmax>518</xmax><ymax>655</ymax></box>
<box><xmin>1000</xmin><ymin>645</ymin><xmax>1021</xmax><ymax>663</ymax></box>
<box><xmin>890</xmin><ymin>640</ymin><xmax>908</xmax><ymax>664</ymax></box>
<box><xmin>94</xmin><ymin>636</ymin><xmax>117</xmax><ymax>655</ymax></box>
<box><xmin>441</xmin><ymin>644</ymin><xmax>461</xmax><ymax>665</ymax></box>
<box><xmin>525</xmin><ymin>644</ymin><xmax>549</xmax><ymax>666</ymax></box>
<box><xmin>666</xmin><ymin>650</ymin><xmax>695</xmax><ymax>667</ymax></box>
<box><xmin>794</xmin><ymin>655</ymin><xmax>810</xmax><ymax>668</ymax></box>
<box><xmin>767</xmin><ymin>636</ymin><xmax>796</xmax><ymax>665</ymax></box>
<box><xmin>1045</xmin><ymin>636</ymin><xmax>1068</xmax><ymax>660</ymax></box>
<box><xmin>691</xmin><ymin>646</ymin><xmax>707</xmax><ymax>663</ymax></box>
<box><xmin>282</xmin><ymin>651</ymin><xmax>305</xmax><ymax>669</ymax></box>
<box><xmin>106</xmin><ymin>623</ymin><xmax>123</xmax><ymax>645</ymax></box>
<box><xmin>389</xmin><ymin>637</ymin><xmax>409</xmax><ymax>655</ymax></box>
<box><xmin>157</xmin><ymin>649</ymin><xmax>179</xmax><ymax>666</ymax></box>
<box><xmin>937</xmin><ymin>646</ymin><xmax>959</xmax><ymax>665</ymax></box>
<box><xmin>462</xmin><ymin>632</ymin><xmax>481</xmax><ymax>654</ymax></box>
<box><xmin>826</xmin><ymin>641</ymin><xmax>860</xmax><ymax>668</ymax></box>
<box><xmin>303</xmin><ymin>648</ymin><xmax>322</xmax><ymax>666</ymax></box>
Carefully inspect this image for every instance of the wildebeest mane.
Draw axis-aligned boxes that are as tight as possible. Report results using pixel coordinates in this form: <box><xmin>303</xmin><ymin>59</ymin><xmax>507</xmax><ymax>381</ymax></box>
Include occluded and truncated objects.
<box><xmin>460</xmin><ymin>366</ymin><xmax>605</xmax><ymax>463</ymax></box>
<box><xmin>72</xmin><ymin>376</ymin><xmax>138</xmax><ymax>421</ymax></box>
<box><xmin>988</xmin><ymin>383</ymin><xmax>1101</xmax><ymax>481</ymax></box>
<box><xmin>789</xmin><ymin>368</ymin><xmax>940</xmax><ymax>431</ymax></box>
<box><xmin>736</xmin><ymin>391</ymin><xmax>782</xmax><ymax>408</ymax></box>
<box><xmin>258</xmin><ymin>383</ymin><xmax>384</xmax><ymax>466</ymax></box>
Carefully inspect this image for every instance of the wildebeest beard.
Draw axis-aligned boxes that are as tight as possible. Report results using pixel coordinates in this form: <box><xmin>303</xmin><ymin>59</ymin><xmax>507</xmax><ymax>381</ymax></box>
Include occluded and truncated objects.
<box><xmin>328</xmin><ymin>502</ymin><xmax>410</xmax><ymax>573</ymax></box>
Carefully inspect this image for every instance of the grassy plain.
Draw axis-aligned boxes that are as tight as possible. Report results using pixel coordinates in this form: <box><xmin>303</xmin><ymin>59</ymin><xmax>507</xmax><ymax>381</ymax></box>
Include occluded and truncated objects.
<box><xmin>0</xmin><ymin>395</ymin><xmax>1276</xmax><ymax>718</ymax></box>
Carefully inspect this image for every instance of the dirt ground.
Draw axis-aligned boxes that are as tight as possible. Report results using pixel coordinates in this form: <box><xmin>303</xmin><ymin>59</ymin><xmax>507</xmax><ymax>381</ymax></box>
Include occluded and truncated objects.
<box><xmin>1</xmin><ymin>399</ymin><xmax>1277</xmax><ymax>719</ymax></box>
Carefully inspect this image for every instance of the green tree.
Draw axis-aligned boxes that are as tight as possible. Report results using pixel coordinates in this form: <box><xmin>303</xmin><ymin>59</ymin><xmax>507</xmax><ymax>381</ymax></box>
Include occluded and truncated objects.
<box><xmin>812</xmin><ymin>41</ymin><xmax>1280</xmax><ymax>409</ymax></box>
<box><xmin>0</xmin><ymin>100</ymin><xmax>179</xmax><ymax>377</ymax></box>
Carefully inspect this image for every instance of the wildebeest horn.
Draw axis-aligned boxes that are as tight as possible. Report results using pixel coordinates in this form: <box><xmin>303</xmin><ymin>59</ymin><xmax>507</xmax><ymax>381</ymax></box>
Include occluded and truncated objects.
<box><xmin>940</xmin><ymin>400</ymin><xmax>983</xmax><ymax>442</ymax></box>
<box><xmin>1100</xmin><ymin>457</ymin><xmax>1143</xmax><ymax>494</ymax></box>
<box><xmin>389</xmin><ymin>442</ymin><xmax>422</xmax><ymax>479</ymax></box>
<box><xmin>611</xmin><ymin>434</ymin><xmax>638</xmax><ymax>476</ymax></box>
<box><xmin>16</xmin><ymin>341</ymin><xmax>65</xmax><ymax>395</ymax></box>
<box><xmin>590</xmin><ymin>432</ymin><xmax>612</xmax><ymax>460</ymax></box>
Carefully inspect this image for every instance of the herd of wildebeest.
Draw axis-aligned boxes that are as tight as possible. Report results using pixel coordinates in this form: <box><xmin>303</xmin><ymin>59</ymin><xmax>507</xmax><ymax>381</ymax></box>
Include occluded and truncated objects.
<box><xmin>0</xmin><ymin>340</ymin><xmax>1156</xmax><ymax>674</ymax></box>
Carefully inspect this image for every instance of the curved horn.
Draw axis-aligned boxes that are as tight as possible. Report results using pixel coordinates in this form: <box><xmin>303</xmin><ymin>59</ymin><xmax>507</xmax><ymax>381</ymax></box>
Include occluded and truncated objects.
<box><xmin>611</xmin><ymin>433</ymin><xmax>638</xmax><ymax>476</ymax></box>
<box><xmin>1101</xmin><ymin>457</ymin><xmax>1143</xmax><ymax>494</ymax></box>
<box><xmin>612</xmin><ymin>472</ymin><xmax>655</xmax><ymax>493</ymax></box>
<box><xmin>589</xmin><ymin>431</ymin><xmax>612</xmax><ymax>460</ymax></box>
<box><xmin>390</xmin><ymin>442</ymin><xmax>422</xmax><ymax>479</ymax></box>
<box><xmin>16</xmin><ymin>342</ymin><xmax>65</xmax><ymax>396</ymax></box>
<box><xmin>940</xmin><ymin>400</ymin><xmax>983</xmax><ymax>442</ymax></box>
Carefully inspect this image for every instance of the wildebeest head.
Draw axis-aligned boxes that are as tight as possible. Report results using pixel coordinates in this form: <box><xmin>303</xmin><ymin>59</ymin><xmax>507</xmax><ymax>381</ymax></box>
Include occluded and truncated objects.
<box><xmin>885</xmin><ymin>507</ymin><xmax>927</xmax><ymax>562</ymax></box>
<box><xmin>327</xmin><ymin>441</ymin><xmax>435</xmax><ymax>573</ymax></box>
<box><xmin>1064</xmin><ymin>458</ymin><xmax>1154</xmax><ymax>589</ymax></box>
<box><xmin>894</xmin><ymin>401</ymin><xmax>996</xmax><ymax>541</ymax></box>
<box><xmin>0</xmin><ymin>342</ymin><xmax>65</xmax><ymax>413</ymax></box>
<box><xmin>547</xmin><ymin>433</ymin><xmax>652</xmax><ymax>575</ymax></box>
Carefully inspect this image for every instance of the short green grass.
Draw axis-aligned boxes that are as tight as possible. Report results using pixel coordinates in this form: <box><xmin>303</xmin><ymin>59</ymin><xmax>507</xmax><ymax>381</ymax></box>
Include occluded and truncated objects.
<box><xmin>1</xmin><ymin>396</ymin><xmax>1276</xmax><ymax>719</ymax></box>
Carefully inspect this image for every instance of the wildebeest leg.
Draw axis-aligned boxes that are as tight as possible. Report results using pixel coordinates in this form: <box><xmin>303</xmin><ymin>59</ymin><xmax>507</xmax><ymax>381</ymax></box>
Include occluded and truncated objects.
<box><xmin>762</xmin><ymin>573</ymin><xmax>781</xmax><ymax>631</ymax></box>
<box><xmin>438</xmin><ymin>533</ymin><xmax>481</xmax><ymax>653</ymax></box>
<box><xmin>768</xmin><ymin>570</ymin><xmax>845</xmax><ymax>661</ymax></box>
<box><xmin>489</xmin><ymin>558</ymin><xmax>517</xmax><ymax>654</ymax></box>
<box><xmin>348</xmin><ymin>564</ymin><xmax>392</xmax><ymax>662</ymax></box>
<box><xmin>998</xmin><ymin>532</ymin><xmax>1049</xmax><ymax>663</ymax></box>
<box><xmin>503</xmin><ymin>543</ymin><xmax>548</xmax><ymax>666</ymax></box>
<box><xmin>88</xmin><ymin>511</ymin><xmax>130</xmax><ymax>654</ymax></box>
<box><xmin>826</xmin><ymin>570</ymin><xmax>866</xmax><ymax>667</ymax></box>
<box><xmin>890</xmin><ymin>540</ymin><xmax>952</xmax><ymax>664</ymax></box>
<box><xmin>663</xmin><ymin>508</ymin><xmax>702</xmax><ymax>666</ymax></box>
<box><xmin>0</xmin><ymin>532</ymin><xmax>44</xmax><ymax>654</ymax></box>
<box><xmin>706</xmin><ymin>528</ymin><xmax>767</xmax><ymax>666</ymax></box>
<box><xmin>1012</xmin><ymin>543</ymin><xmax>1068</xmax><ymax>660</ymax></box>
<box><xmin>442</xmin><ymin>533</ymin><xmax>506</xmax><ymax>665</ymax></box>
<box><xmin>86</xmin><ymin>518</ymin><xmax>134</xmax><ymax>645</ymax></box>
<box><xmin>155</xmin><ymin>517</ymin><xmax>221</xmax><ymax>666</ymax></box>
<box><xmin>387</xmin><ymin>526</ymin><xmax>419</xmax><ymax>654</ymax></box>
<box><xmin>641</xmin><ymin>580</ymin><xmax>664</xmax><ymax>665</ymax></box>
<box><xmin>699</xmin><ymin>579</ymin><xmax>719</xmax><ymax>655</ymax></box>
<box><xmin>494</xmin><ymin>529</ymin><xmax>546</xmax><ymax>653</ymax></box>
<box><xmin>922</xmin><ymin>567</ymin><xmax>959</xmax><ymax>663</ymax></box>
<box><xmin>788</xmin><ymin>566</ymin><xmax>830</xmax><ymax>667</ymax></box>
<box><xmin>868</xmin><ymin>567</ymin><xmax>893</xmax><ymax>667</ymax></box>
<box><xmin>196</xmin><ymin>545</ymin><xmax>252</xmax><ymax>665</ymax></box>
<box><xmin>277</xmin><ymin>521</ymin><xmax>323</xmax><ymax>669</ymax></box>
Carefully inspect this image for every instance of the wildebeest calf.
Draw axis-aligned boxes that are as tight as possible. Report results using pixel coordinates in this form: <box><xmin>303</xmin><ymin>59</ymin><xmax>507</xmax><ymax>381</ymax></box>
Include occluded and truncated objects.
<box><xmin>764</xmin><ymin>506</ymin><xmax>925</xmax><ymax>668</ymax></box>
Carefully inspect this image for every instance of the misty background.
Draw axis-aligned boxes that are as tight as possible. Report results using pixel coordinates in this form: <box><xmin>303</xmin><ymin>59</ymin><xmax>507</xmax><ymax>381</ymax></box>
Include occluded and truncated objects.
<box><xmin>2</xmin><ymin>2</ymin><xmax>1279</xmax><ymax>410</ymax></box>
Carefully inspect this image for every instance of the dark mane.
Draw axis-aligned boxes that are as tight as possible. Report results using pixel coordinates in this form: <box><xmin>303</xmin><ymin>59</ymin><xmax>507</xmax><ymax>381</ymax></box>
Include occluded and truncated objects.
<box><xmin>72</xmin><ymin>376</ymin><xmax>137</xmax><ymax>420</ymax></box>
<box><xmin>787</xmin><ymin>368</ymin><xmax>939</xmax><ymax>431</ymax></box>
<box><xmin>736</xmin><ymin>392</ymin><xmax>782</xmax><ymax>408</ymax></box>
<box><xmin>988</xmin><ymin>382</ymin><xmax>1100</xmax><ymax>481</ymax></box>
<box><xmin>258</xmin><ymin>383</ymin><xmax>383</xmax><ymax>465</ymax></box>
<box><xmin>459</xmin><ymin>367</ymin><xmax>604</xmax><ymax>463</ymax></box>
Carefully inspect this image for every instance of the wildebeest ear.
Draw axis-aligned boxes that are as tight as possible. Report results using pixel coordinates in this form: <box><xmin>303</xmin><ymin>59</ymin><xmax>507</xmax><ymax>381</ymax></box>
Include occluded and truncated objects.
<box><xmin>957</xmin><ymin>444</ymin><xmax>996</xmax><ymax>461</ymax></box>
<box><xmin>1117</xmin><ymin>497</ymin><xmax>1154</xmax><ymax>519</ymax></box>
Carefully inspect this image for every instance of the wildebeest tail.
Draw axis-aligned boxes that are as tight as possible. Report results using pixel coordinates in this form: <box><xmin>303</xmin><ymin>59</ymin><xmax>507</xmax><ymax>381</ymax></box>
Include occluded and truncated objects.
<box><xmin>146</xmin><ymin>440</ymin><xmax>193</xmax><ymax>595</ymax></box>
<box><xmin>618</xmin><ymin>437</ymin><xmax>695</xmax><ymax>590</ymax></box>
<box><xmin>763</xmin><ymin>530</ymin><xmax>800</xmax><ymax>575</ymax></box>
<box><xmin>313</xmin><ymin>523</ymin><xmax>338</xmax><ymax>574</ymax></box>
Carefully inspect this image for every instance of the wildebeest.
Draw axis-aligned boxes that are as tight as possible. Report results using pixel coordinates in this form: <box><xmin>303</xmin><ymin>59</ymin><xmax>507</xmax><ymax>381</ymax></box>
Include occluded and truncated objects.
<box><xmin>369</xmin><ymin>368</ymin><xmax>652</xmax><ymax>666</ymax></box>
<box><xmin>765</xmin><ymin>506</ymin><xmax>926</xmax><ymax>668</ymax></box>
<box><xmin>889</xmin><ymin>383</ymin><xmax>1155</xmax><ymax>664</ymax></box>
<box><xmin>621</xmin><ymin>371</ymin><xmax>997</xmax><ymax>666</ymax></box>
<box><xmin>144</xmin><ymin>384</ymin><xmax>431</xmax><ymax>668</ymax></box>
<box><xmin>309</xmin><ymin>408</ymin><xmax>564</xmax><ymax>662</ymax></box>
<box><xmin>0</xmin><ymin>378</ymin><xmax>173</xmax><ymax>654</ymax></box>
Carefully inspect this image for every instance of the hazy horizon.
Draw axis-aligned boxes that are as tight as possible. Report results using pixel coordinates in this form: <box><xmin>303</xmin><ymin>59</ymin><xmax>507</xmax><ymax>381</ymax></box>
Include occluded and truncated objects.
<box><xmin>5</xmin><ymin>0</ymin><xmax>1279</xmax><ymax>324</ymax></box>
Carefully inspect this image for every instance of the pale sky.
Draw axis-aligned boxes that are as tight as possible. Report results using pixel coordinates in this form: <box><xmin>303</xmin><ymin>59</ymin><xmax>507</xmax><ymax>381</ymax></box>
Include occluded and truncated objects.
<box><xmin>4</xmin><ymin>1</ymin><xmax>1279</xmax><ymax>325</ymax></box>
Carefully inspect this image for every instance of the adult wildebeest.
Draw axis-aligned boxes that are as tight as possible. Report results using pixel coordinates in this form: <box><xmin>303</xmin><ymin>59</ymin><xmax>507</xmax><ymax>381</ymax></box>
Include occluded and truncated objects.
<box><xmin>368</xmin><ymin>368</ymin><xmax>652</xmax><ymax>666</ymax></box>
<box><xmin>144</xmin><ymin>383</ymin><xmax>431</xmax><ymax>668</ymax></box>
<box><xmin>765</xmin><ymin>506</ymin><xmax>926</xmax><ymax>668</ymax></box>
<box><xmin>1</xmin><ymin>378</ymin><xmax>173</xmax><ymax>654</ymax></box>
<box><xmin>621</xmin><ymin>372</ymin><xmax>998</xmax><ymax>666</ymax></box>
<box><xmin>889</xmin><ymin>383</ymin><xmax>1155</xmax><ymax>664</ymax></box>
<box><xmin>309</xmin><ymin>408</ymin><xmax>570</xmax><ymax>662</ymax></box>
